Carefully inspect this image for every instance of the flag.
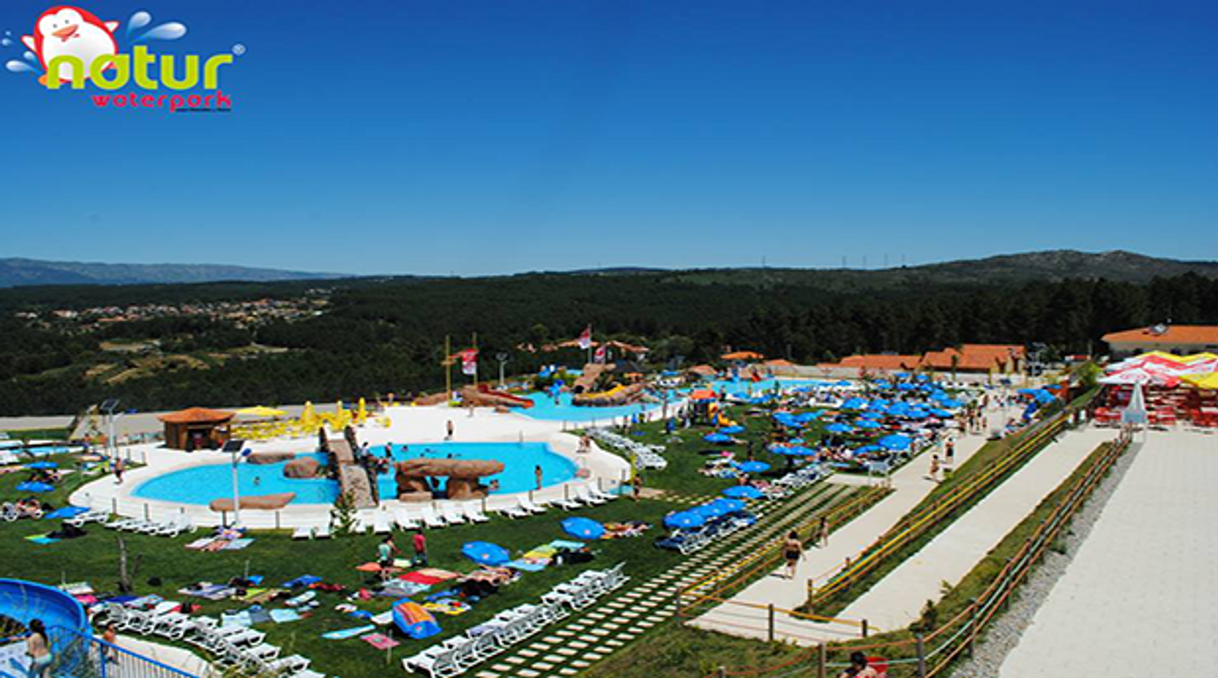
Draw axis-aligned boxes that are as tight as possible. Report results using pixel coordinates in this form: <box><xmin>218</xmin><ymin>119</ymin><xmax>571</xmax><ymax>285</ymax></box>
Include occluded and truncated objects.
<box><xmin>461</xmin><ymin>349</ymin><xmax>478</xmax><ymax>376</ymax></box>
<box><xmin>578</xmin><ymin>325</ymin><xmax>592</xmax><ymax>350</ymax></box>
<box><xmin>594</xmin><ymin>344</ymin><xmax>607</xmax><ymax>364</ymax></box>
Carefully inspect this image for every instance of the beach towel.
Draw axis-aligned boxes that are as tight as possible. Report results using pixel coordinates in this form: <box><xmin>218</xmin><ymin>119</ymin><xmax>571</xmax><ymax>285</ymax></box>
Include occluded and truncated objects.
<box><xmin>221</xmin><ymin>611</ymin><xmax>253</xmax><ymax>627</ymax></box>
<box><xmin>548</xmin><ymin>540</ymin><xmax>586</xmax><ymax>550</ymax></box>
<box><xmin>283</xmin><ymin>575</ymin><xmax>322</xmax><ymax>589</ymax></box>
<box><xmin>185</xmin><ymin>538</ymin><xmax>215</xmax><ymax>550</ymax></box>
<box><xmin>414</xmin><ymin>568</ymin><xmax>461</xmax><ymax>581</ymax></box>
<box><xmin>361</xmin><ymin>633</ymin><xmax>399</xmax><ymax>650</ymax></box>
<box><xmin>25</xmin><ymin>534</ymin><xmax>59</xmax><ymax>545</ymax></box>
<box><xmin>222</xmin><ymin>538</ymin><xmax>254</xmax><ymax>551</ymax></box>
<box><xmin>384</xmin><ymin>580</ymin><xmax>430</xmax><ymax>597</ymax></box>
<box><xmin>270</xmin><ymin>609</ymin><xmax>302</xmax><ymax>624</ymax></box>
<box><xmin>392</xmin><ymin>601</ymin><xmax>440</xmax><ymax>639</ymax></box>
<box><xmin>244</xmin><ymin>588</ymin><xmax>283</xmax><ymax>604</ymax></box>
<box><xmin>322</xmin><ymin>624</ymin><xmax>375</xmax><ymax>640</ymax></box>
<box><xmin>423</xmin><ymin>600</ymin><xmax>471</xmax><ymax>616</ymax></box>
<box><xmin>371</xmin><ymin>610</ymin><xmax>394</xmax><ymax>625</ymax></box>
<box><xmin>505</xmin><ymin>559</ymin><xmax>546</xmax><ymax>572</ymax></box>
<box><xmin>285</xmin><ymin>591</ymin><xmax>316</xmax><ymax>607</ymax></box>
<box><xmin>398</xmin><ymin>572</ymin><xmax>445</xmax><ymax>585</ymax></box>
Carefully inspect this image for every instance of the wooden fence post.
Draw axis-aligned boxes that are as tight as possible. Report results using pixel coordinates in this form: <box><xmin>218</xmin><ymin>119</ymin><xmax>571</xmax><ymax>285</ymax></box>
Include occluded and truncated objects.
<box><xmin>916</xmin><ymin>633</ymin><xmax>927</xmax><ymax>678</ymax></box>
<box><xmin>817</xmin><ymin>643</ymin><xmax>827</xmax><ymax>678</ymax></box>
<box><xmin>767</xmin><ymin>604</ymin><xmax>775</xmax><ymax>642</ymax></box>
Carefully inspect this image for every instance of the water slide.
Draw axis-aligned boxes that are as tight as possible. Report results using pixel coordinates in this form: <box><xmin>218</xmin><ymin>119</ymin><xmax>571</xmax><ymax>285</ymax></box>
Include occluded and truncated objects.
<box><xmin>460</xmin><ymin>385</ymin><xmax>534</xmax><ymax>409</ymax></box>
<box><xmin>572</xmin><ymin>363</ymin><xmax>606</xmax><ymax>393</ymax></box>
<box><xmin>0</xmin><ymin>579</ymin><xmax>89</xmax><ymax>678</ymax></box>
<box><xmin>474</xmin><ymin>384</ymin><xmax>534</xmax><ymax>408</ymax></box>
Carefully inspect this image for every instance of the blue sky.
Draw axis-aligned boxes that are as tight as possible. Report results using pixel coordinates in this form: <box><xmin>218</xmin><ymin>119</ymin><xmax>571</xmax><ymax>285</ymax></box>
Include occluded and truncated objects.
<box><xmin>1</xmin><ymin>0</ymin><xmax>1214</xmax><ymax>275</ymax></box>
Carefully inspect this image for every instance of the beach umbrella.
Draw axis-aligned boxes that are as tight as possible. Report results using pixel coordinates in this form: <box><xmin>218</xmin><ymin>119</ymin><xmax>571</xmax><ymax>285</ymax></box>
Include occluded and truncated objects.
<box><xmin>735</xmin><ymin>461</ymin><xmax>771</xmax><ymax>474</ymax></box>
<box><xmin>855</xmin><ymin>444</ymin><xmax>883</xmax><ymax>455</ymax></box>
<box><xmin>693</xmin><ymin>502</ymin><xmax>726</xmax><ymax>518</ymax></box>
<box><xmin>722</xmin><ymin>486</ymin><xmax>763</xmax><ymax>500</ymax></box>
<box><xmin>43</xmin><ymin>506</ymin><xmax>88</xmax><ymax>520</ymax></box>
<box><xmin>796</xmin><ymin>411</ymin><xmax>821</xmax><ymax>423</ymax></box>
<box><xmin>393</xmin><ymin>600</ymin><xmax>441</xmax><ymax>639</ymax></box>
<box><xmin>357</xmin><ymin>398</ymin><xmax>368</xmax><ymax>423</ymax></box>
<box><xmin>664</xmin><ymin>511</ymin><xmax>706</xmax><ymax>529</ymax></box>
<box><xmin>929</xmin><ymin>408</ymin><xmax>954</xmax><ymax>418</ymax></box>
<box><xmin>836</xmin><ymin>380</ymin><xmax>853</xmax><ymax>387</ymax></box>
<box><xmin>937</xmin><ymin>398</ymin><xmax>963</xmax><ymax>409</ymax></box>
<box><xmin>561</xmin><ymin>517</ymin><xmax>606</xmax><ymax>540</ymax></box>
<box><xmin>719</xmin><ymin>425</ymin><xmax>745</xmax><ymax>435</ymax></box>
<box><xmin>897</xmin><ymin>383</ymin><xmax>915</xmax><ymax>391</ymax></box>
<box><xmin>878</xmin><ymin>434</ymin><xmax>913</xmax><ymax>451</ymax></box>
<box><xmin>874</xmin><ymin>380</ymin><xmax>891</xmax><ymax>389</ymax></box>
<box><xmin>703</xmin><ymin>432</ymin><xmax>733</xmax><ymax>444</ymax></box>
<box><xmin>825</xmin><ymin>423</ymin><xmax>854</xmax><ymax>434</ymax></box>
<box><xmin>907</xmin><ymin>409</ymin><xmax>930</xmax><ymax>420</ymax></box>
<box><xmin>15</xmin><ymin>482</ymin><xmax>54</xmax><ymax>493</ymax></box>
<box><xmin>461</xmin><ymin>541</ymin><xmax>511</xmax><ymax>566</ymax></box>
<box><xmin>26</xmin><ymin>461</ymin><xmax>58</xmax><ymax>470</ymax></box>
<box><xmin>712</xmin><ymin>498</ymin><xmax>746</xmax><ymax>514</ymax></box>
<box><xmin>854</xmin><ymin>419</ymin><xmax>882</xmax><ymax>430</ymax></box>
<box><xmin>841</xmin><ymin>397</ymin><xmax>868</xmax><ymax>410</ymax></box>
<box><xmin>770</xmin><ymin>444</ymin><xmax>815</xmax><ymax>456</ymax></box>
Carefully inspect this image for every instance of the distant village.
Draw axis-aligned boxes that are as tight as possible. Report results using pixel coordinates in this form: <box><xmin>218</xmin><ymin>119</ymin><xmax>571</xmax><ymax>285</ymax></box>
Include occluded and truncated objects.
<box><xmin>13</xmin><ymin>294</ymin><xmax>329</xmax><ymax>332</ymax></box>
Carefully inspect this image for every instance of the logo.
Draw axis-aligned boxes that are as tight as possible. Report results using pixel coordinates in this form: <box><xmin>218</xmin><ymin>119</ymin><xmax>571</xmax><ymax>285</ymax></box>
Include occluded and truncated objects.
<box><xmin>4</xmin><ymin>5</ymin><xmax>241</xmax><ymax>113</ymax></box>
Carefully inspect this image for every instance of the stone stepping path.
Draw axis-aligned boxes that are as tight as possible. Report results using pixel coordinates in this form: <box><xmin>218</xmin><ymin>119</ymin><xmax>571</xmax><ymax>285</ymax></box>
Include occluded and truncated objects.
<box><xmin>463</xmin><ymin>482</ymin><xmax>858</xmax><ymax>678</ymax></box>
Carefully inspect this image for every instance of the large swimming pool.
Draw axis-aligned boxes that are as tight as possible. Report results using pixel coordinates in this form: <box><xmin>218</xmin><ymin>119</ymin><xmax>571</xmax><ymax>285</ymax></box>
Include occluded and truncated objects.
<box><xmin>133</xmin><ymin>442</ymin><xmax>577</xmax><ymax>505</ymax></box>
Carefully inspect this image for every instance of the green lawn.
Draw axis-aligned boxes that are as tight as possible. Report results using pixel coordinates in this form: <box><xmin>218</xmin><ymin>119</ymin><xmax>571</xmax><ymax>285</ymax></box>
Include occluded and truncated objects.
<box><xmin>0</xmin><ymin>451</ymin><xmax>690</xmax><ymax>678</ymax></box>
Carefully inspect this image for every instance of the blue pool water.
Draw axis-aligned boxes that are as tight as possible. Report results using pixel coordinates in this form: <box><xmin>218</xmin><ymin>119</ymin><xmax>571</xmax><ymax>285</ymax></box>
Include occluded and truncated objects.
<box><xmin>522</xmin><ymin>392</ymin><xmax>664</xmax><ymax>422</ymax></box>
<box><xmin>708</xmin><ymin>378</ymin><xmax>833</xmax><ymax>396</ymax></box>
<box><xmin>133</xmin><ymin>442</ymin><xmax>577</xmax><ymax>505</ymax></box>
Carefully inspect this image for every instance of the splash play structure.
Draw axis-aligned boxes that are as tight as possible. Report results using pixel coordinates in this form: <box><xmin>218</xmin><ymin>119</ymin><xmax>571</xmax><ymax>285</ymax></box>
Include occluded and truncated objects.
<box><xmin>394</xmin><ymin>458</ymin><xmax>506</xmax><ymax>502</ymax></box>
<box><xmin>460</xmin><ymin>384</ymin><xmax>535</xmax><ymax>409</ymax></box>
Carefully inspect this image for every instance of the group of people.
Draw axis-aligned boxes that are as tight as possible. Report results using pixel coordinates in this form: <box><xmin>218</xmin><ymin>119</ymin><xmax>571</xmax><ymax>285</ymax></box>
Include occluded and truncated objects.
<box><xmin>782</xmin><ymin>517</ymin><xmax>832</xmax><ymax>579</ymax></box>
<box><xmin>375</xmin><ymin>529</ymin><xmax>430</xmax><ymax>580</ymax></box>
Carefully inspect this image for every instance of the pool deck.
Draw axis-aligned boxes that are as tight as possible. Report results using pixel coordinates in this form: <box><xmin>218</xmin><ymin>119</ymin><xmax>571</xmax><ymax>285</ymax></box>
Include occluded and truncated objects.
<box><xmin>70</xmin><ymin>403</ymin><xmax>630</xmax><ymax>529</ymax></box>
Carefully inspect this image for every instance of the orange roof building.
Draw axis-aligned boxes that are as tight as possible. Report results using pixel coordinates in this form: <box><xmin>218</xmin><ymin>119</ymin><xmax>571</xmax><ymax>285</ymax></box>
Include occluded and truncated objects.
<box><xmin>1103</xmin><ymin>325</ymin><xmax>1218</xmax><ymax>358</ymax></box>
<box><xmin>159</xmin><ymin>407</ymin><xmax>234</xmax><ymax>451</ymax></box>
<box><xmin>817</xmin><ymin>344</ymin><xmax>1026</xmax><ymax>374</ymax></box>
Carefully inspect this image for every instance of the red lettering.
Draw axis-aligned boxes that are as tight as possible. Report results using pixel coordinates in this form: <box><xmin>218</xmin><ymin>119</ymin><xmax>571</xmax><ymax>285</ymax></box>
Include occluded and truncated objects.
<box><xmin>216</xmin><ymin>90</ymin><xmax>232</xmax><ymax>109</ymax></box>
<box><xmin>187</xmin><ymin>94</ymin><xmax>203</xmax><ymax>109</ymax></box>
<box><xmin>141</xmin><ymin>95</ymin><xmax>154</xmax><ymax>107</ymax></box>
<box><xmin>91</xmin><ymin>95</ymin><xmax>110</xmax><ymax>107</ymax></box>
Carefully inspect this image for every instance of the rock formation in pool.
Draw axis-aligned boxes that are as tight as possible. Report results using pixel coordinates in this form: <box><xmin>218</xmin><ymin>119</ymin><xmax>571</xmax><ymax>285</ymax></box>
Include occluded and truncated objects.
<box><xmin>393</xmin><ymin>459</ymin><xmax>505</xmax><ymax>501</ymax></box>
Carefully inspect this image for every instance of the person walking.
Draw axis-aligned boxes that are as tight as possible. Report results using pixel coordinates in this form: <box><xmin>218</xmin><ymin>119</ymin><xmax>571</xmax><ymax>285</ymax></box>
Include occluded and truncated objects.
<box><xmin>944</xmin><ymin>438</ymin><xmax>955</xmax><ymax>468</ymax></box>
<box><xmin>411</xmin><ymin>529</ymin><xmax>428</xmax><ymax>567</ymax></box>
<box><xmin>534</xmin><ymin>465</ymin><xmax>543</xmax><ymax>491</ymax></box>
<box><xmin>113</xmin><ymin>457</ymin><xmax>124</xmax><ymax>485</ymax></box>
<box><xmin>838</xmin><ymin>651</ymin><xmax>878</xmax><ymax>678</ymax></box>
<box><xmin>377</xmin><ymin>535</ymin><xmax>399</xmax><ymax>581</ymax></box>
<box><xmin>26</xmin><ymin>619</ymin><xmax>52</xmax><ymax>678</ymax></box>
<box><xmin>816</xmin><ymin>516</ymin><xmax>830</xmax><ymax>547</ymax></box>
<box><xmin>929</xmin><ymin>454</ymin><xmax>941</xmax><ymax>482</ymax></box>
<box><xmin>102</xmin><ymin>623</ymin><xmax>119</xmax><ymax>664</ymax></box>
<box><xmin>783</xmin><ymin>530</ymin><xmax>803</xmax><ymax>579</ymax></box>
<box><xmin>445</xmin><ymin>420</ymin><xmax>454</xmax><ymax>440</ymax></box>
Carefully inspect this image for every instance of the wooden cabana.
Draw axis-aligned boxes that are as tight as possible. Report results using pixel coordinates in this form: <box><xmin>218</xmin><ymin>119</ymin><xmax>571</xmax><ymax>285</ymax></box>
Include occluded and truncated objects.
<box><xmin>159</xmin><ymin>407</ymin><xmax>235</xmax><ymax>451</ymax></box>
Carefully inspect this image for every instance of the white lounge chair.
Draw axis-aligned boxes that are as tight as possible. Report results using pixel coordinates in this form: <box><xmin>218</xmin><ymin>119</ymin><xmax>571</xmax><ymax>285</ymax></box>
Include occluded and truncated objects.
<box><xmin>394</xmin><ymin>508</ymin><xmax>420</xmax><ymax>530</ymax></box>
<box><xmin>574</xmin><ymin>485</ymin><xmax>607</xmax><ymax>506</ymax></box>
<box><xmin>463</xmin><ymin>502</ymin><xmax>489</xmax><ymax>523</ymax></box>
<box><xmin>420</xmin><ymin>506</ymin><xmax>446</xmax><ymax>529</ymax></box>
<box><xmin>373</xmin><ymin>510</ymin><xmax>392</xmax><ymax>534</ymax></box>
<box><xmin>440</xmin><ymin>504</ymin><xmax>465</xmax><ymax>526</ymax></box>
<box><xmin>291</xmin><ymin>525</ymin><xmax>314</xmax><ymax>540</ymax></box>
<box><xmin>519</xmin><ymin>495</ymin><xmax>548</xmax><ymax>514</ymax></box>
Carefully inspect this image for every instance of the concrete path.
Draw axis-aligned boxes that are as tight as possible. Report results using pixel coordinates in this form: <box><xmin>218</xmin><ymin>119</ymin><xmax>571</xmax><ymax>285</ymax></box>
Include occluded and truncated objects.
<box><xmin>689</xmin><ymin>402</ymin><xmax>1016</xmax><ymax>643</ymax></box>
<box><xmin>840</xmin><ymin>426</ymin><xmax>1113</xmax><ymax>629</ymax></box>
<box><xmin>1000</xmin><ymin>430</ymin><xmax>1218</xmax><ymax>678</ymax></box>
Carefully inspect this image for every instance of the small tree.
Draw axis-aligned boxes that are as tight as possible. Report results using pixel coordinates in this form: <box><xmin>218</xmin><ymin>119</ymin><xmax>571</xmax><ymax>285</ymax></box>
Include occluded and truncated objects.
<box><xmin>330</xmin><ymin>490</ymin><xmax>358</xmax><ymax>536</ymax></box>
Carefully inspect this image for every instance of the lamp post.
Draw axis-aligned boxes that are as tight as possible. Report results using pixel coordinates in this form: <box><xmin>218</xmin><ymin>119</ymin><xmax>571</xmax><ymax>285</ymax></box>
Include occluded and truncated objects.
<box><xmin>230</xmin><ymin>446</ymin><xmax>251</xmax><ymax>526</ymax></box>
<box><xmin>497</xmin><ymin>352</ymin><xmax>509</xmax><ymax>389</ymax></box>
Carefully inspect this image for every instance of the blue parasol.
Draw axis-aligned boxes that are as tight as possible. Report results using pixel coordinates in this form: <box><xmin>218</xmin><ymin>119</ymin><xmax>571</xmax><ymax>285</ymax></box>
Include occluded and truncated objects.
<box><xmin>665</xmin><ymin>511</ymin><xmax>706</xmax><ymax>529</ymax></box>
<box><xmin>16</xmin><ymin>482</ymin><xmax>54</xmax><ymax>493</ymax></box>
<box><xmin>26</xmin><ymin>461</ymin><xmax>58</xmax><ymax>470</ymax></box>
<box><xmin>854</xmin><ymin>419</ymin><xmax>882</xmax><ymax>430</ymax></box>
<box><xmin>719</xmin><ymin>425</ymin><xmax>745</xmax><ymax>435</ymax></box>
<box><xmin>43</xmin><ymin>506</ymin><xmax>89</xmax><ymax>520</ymax></box>
<box><xmin>712</xmin><ymin>498</ymin><xmax>746</xmax><ymax>514</ymax></box>
<box><xmin>703</xmin><ymin>432</ymin><xmax>733</xmax><ymax>444</ymax></box>
<box><xmin>825</xmin><ymin>423</ymin><xmax>855</xmax><ymax>434</ymax></box>
<box><xmin>879</xmin><ymin>434</ymin><xmax>913</xmax><ymax>451</ymax></box>
<box><xmin>722</xmin><ymin>486</ymin><xmax>763</xmax><ymax>500</ymax></box>
<box><xmin>561</xmin><ymin>517</ymin><xmax>606</xmax><ymax>540</ymax></box>
<box><xmin>461</xmin><ymin>541</ymin><xmax>511</xmax><ymax>566</ymax></box>
<box><xmin>735</xmin><ymin>461</ymin><xmax>771</xmax><ymax>473</ymax></box>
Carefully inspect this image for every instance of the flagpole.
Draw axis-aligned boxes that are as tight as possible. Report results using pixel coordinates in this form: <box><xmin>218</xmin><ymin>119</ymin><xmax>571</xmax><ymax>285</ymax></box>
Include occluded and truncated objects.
<box><xmin>472</xmin><ymin>332</ymin><xmax>479</xmax><ymax>388</ymax></box>
<box><xmin>444</xmin><ymin>335</ymin><xmax>452</xmax><ymax>406</ymax></box>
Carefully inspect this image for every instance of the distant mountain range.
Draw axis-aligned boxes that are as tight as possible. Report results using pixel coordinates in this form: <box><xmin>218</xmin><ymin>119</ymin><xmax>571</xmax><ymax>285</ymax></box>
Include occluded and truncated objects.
<box><xmin>0</xmin><ymin>258</ymin><xmax>344</xmax><ymax>288</ymax></box>
<box><xmin>0</xmin><ymin>250</ymin><xmax>1214</xmax><ymax>289</ymax></box>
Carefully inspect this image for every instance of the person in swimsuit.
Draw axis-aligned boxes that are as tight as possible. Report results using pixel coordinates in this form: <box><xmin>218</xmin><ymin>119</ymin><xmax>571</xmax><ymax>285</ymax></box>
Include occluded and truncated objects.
<box><xmin>26</xmin><ymin>619</ymin><xmax>52</xmax><ymax>678</ymax></box>
<box><xmin>783</xmin><ymin>531</ymin><xmax>803</xmax><ymax>579</ymax></box>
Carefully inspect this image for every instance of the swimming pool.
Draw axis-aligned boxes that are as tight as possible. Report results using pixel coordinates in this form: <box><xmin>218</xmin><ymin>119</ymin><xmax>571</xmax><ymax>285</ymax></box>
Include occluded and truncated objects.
<box><xmin>133</xmin><ymin>442</ymin><xmax>577</xmax><ymax>505</ymax></box>
<box><xmin>522</xmin><ymin>392</ymin><xmax>666</xmax><ymax>423</ymax></box>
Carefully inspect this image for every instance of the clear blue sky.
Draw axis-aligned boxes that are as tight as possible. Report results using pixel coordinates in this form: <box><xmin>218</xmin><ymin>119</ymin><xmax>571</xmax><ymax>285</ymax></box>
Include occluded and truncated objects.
<box><xmin>1</xmin><ymin>0</ymin><xmax>1214</xmax><ymax>275</ymax></box>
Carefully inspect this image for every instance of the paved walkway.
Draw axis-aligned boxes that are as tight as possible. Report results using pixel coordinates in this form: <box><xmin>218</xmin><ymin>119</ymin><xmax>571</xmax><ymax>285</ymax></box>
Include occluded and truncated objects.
<box><xmin>689</xmin><ymin>404</ymin><xmax>1013</xmax><ymax>643</ymax></box>
<box><xmin>840</xmin><ymin>426</ymin><xmax>1112</xmax><ymax>629</ymax></box>
<box><xmin>999</xmin><ymin>430</ymin><xmax>1218</xmax><ymax>678</ymax></box>
<box><xmin>463</xmin><ymin>481</ymin><xmax>860</xmax><ymax>678</ymax></box>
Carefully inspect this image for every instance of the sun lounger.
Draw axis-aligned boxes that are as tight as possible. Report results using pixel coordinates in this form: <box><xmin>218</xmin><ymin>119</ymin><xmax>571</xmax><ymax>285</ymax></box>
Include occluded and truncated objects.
<box><xmin>394</xmin><ymin>508</ymin><xmax>420</xmax><ymax>530</ymax></box>
<box><xmin>292</xmin><ymin>525</ymin><xmax>314</xmax><ymax>540</ymax></box>
<box><xmin>462</xmin><ymin>502</ymin><xmax>489</xmax><ymax>523</ymax></box>
<box><xmin>373</xmin><ymin>510</ymin><xmax>392</xmax><ymax>534</ymax></box>
<box><xmin>420</xmin><ymin>506</ymin><xmax>446</xmax><ymax>529</ymax></box>
<box><xmin>497</xmin><ymin>502</ymin><xmax>529</xmax><ymax>519</ymax></box>
<box><xmin>574</xmin><ymin>485</ymin><xmax>606</xmax><ymax>506</ymax></box>
<box><xmin>440</xmin><ymin>504</ymin><xmax>466</xmax><ymax>526</ymax></box>
<box><xmin>551</xmin><ymin>492</ymin><xmax>581</xmax><ymax>511</ymax></box>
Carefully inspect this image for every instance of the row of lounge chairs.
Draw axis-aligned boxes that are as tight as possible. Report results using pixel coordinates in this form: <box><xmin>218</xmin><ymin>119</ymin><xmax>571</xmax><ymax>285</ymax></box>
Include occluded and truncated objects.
<box><xmin>775</xmin><ymin>463</ymin><xmax>826</xmax><ymax>489</ymax></box>
<box><xmin>291</xmin><ymin>483</ymin><xmax>617</xmax><ymax>539</ymax></box>
<box><xmin>403</xmin><ymin>564</ymin><xmax>628</xmax><ymax>678</ymax></box>
<box><xmin>102</xmin><ymin>513</ymin><xmax>198</xmax><ymax>538</ymax></box>
<box><xmin>588</xmin><ymin>428</ymin><xmax>668</xmax><ymax>469</ymax></box>
<box><xmin>99</xmin><ymin>603</ymin><xmax>320</xmax><ymax>678</ymax></box>
<box><xmin>657</xmin><ymin>511</ymin><xmax>757</xmax><ymax>555</ymax></box>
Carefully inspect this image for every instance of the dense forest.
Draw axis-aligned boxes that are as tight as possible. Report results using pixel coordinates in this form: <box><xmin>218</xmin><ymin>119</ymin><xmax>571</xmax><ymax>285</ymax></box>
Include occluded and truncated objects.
<box><xmin>0</xmin><ymin>270</ymin><xmax>1216</xmax><ymax>417</ymax></box>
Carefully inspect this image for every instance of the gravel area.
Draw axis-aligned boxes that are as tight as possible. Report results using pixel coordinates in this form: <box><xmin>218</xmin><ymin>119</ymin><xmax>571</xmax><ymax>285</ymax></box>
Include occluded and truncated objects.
<box><xmin>948</xmin><ymin>435</ymin><xmax>1140</xmax><ymax>678</ymax></box>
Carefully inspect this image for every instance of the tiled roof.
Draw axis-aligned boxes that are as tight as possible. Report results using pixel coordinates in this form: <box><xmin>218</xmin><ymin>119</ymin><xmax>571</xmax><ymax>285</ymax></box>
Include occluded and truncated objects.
<box><xmin>1103</xmin><ymin>326</ymin><xmax>1218</xmax><ymax>345</ymax></box>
